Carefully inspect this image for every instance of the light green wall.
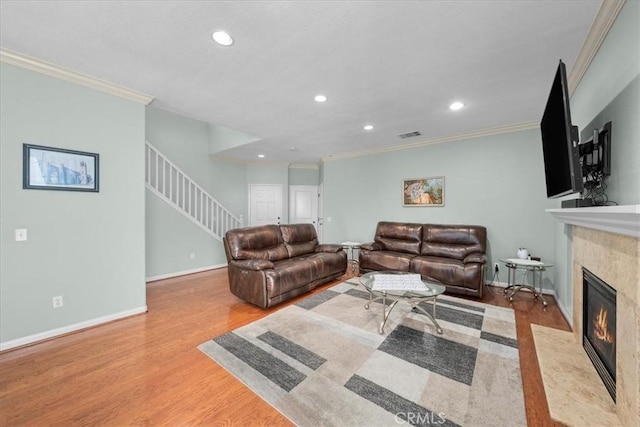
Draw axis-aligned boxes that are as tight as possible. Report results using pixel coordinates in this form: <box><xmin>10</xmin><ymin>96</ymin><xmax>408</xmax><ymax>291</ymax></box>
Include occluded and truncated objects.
<box><xmin>146</xmin><ymin>107</ymin><xmax>212</xmax><ymax>187</ymax></box>
<box><xmin>570</xmin><ymin>0</ymin><xmax>640</xmax><ymax>206</ymax></box>
<box><xmin>209</xmin><ymin>158</ymin><xmax>248</xmax><ymax>220</ymax></box>
<box><xmin>580</xmin><ymin>75</ymin><xmax>640</xmax><ymax>205</ymax></box>
<box><xmin>0</xmin><ymin>63</ymin><xmax>146</xmax><ymax>346</ymax></box>
<box><xmin>289</xmin><ymin>167</ymin><xmax>319</xmax><ymax>186</ymax></box>
<box><xmin>553</xmin><ymin>0</ymin><xmax>640</xmax><ymax>322</ymax></box>
<box><xmin>323</xmin><ymin>129</ymin><xmax>557</xmax><ymax>281</ymax></box>
<box><xmin>208</xmin><ymin>123</ymin><xmax>260</xmax><ymax>154</ymax></box>
<box><xmin>145</xmin><ymin>106</ymin><xmax>248</xmax><ymax>278</ymax></box>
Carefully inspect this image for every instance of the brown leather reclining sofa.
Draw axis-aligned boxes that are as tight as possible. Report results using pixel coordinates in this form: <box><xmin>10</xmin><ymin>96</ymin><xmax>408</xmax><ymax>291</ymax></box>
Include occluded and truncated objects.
<box><xmin>359</xmin><ymin>221</ymin><xmax>488</xmax><ymax>297</ymax></box>
<box><xmin>223</xmin><ymin>223</ymin><xmax>347</xmax><ymax>308</ymax></box>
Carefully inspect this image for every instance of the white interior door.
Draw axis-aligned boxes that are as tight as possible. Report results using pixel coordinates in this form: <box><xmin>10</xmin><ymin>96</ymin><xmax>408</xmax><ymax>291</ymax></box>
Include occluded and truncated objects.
<box><xmin>289</xmin><ymin>186</ymin><xmax>318</xmax><ymax>229</ymax></box>
<box><xmin>249</xmin><ymin>184</ymin><xmax>283</xmax><ymax>226</ymax></box>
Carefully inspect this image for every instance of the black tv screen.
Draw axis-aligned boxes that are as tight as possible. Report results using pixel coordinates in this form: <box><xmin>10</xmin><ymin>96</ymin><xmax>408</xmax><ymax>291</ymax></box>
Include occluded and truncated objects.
<box><xmin>540</xmin><ymin>60</ymin><xmax>583</xmax><ymax>198</ymax></box>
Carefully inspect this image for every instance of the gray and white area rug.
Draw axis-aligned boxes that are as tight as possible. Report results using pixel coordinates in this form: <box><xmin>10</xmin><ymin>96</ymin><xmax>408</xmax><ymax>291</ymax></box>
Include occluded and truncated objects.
<box><xmin>198</xmin><ymin>281</ymin><xmax>526</xmax><ymax>426</ymax></box>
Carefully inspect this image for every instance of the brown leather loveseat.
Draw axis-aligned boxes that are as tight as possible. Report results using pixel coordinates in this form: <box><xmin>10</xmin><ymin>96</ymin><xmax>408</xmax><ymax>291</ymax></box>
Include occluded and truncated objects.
<box><xmin>223</xmin><ymin>223</ymin><xmax>347</xmax><ymax>308</ymax></box>
<box><xmin>359</xmin><ymin>221</ymin><xmax>487</xmax><ymax>297</ymax></box>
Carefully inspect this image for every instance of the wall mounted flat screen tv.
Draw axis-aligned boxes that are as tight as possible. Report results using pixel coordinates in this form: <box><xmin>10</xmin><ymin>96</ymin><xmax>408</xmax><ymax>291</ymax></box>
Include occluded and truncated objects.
<box><xmin>540</xmin><ymin>60</ymin><xmax>583</xmax><ymax>198</ymax></box>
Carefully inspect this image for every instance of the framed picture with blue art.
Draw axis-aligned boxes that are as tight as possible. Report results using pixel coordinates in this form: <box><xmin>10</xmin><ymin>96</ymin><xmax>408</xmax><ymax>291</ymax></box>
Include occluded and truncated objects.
<box><xmin>23</xmin><ymin>144</ymin><xmax>99</xmax><ymax>192</ymax></box>
<box><xmin>402</xmin><ymin>176</ymin><xmax>444</xmax><ymax>206</ymax></box>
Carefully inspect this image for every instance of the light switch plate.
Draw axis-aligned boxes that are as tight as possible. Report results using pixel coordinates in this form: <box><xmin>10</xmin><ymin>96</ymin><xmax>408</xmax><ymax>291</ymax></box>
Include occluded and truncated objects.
<box><xmin>15</xmin><ymin>229</ymin><xmax>27</xmax><ymax>241</ymax></box>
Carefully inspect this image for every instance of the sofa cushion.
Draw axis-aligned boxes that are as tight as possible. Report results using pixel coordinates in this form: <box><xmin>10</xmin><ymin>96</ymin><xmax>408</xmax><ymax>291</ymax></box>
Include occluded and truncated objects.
<box><xmin>230</xmin><ymin>259</ymin><xmax>274</xmax><ymax>270</ymax></box>
<box><xmin>360</xmin><ymin>250</ymin><xmax>415</xmax><ymax>272</ymax></box>
<box><xmin>302</xmin><ymin>251</ymin><xmax>347</xmax><ymax>278</ymax></box>
<box><xmin>315</xmin><ymin>244</ymin><xmax>343</xmax><ymax>253</ymax></box>
<box><xmin>374</xmin><ymin>222</ymin><xmax>422</xmax><ymax>255</ymax></box>
<box><xmin>411</xmin><ymin>256</ymin><xmax>465</xmax><ymax>286</ymax></box>
<box><xmin>421</xmin><ymin>224</ymin><xmax>487</xmax><ymax>260</ymax></box>
<box><xmin>265</xmin><ymin>258</ymin><xmax>314</xmax><ymax>298</ymax></box>
<box><xmin>411</xmin><ymin>255</ymin><xmax>484</xmax><ymax>289</ymax></box>
<box><xmin>225</xmin><ymin>225</ymin><xmax>289</xmax><ymax>261</ymax></box>
<box><xmin>280</xmin><ymin>224</ymin><xmax>319</xmax><ymax>258</ymax></box>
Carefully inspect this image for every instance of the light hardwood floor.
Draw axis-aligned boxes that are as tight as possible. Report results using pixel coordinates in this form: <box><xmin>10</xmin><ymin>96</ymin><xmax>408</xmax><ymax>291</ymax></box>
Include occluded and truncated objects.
<box><xmin>0</xmin><ymin>268</ymin><xmax>570</xmax><ymax>426</ymax></box>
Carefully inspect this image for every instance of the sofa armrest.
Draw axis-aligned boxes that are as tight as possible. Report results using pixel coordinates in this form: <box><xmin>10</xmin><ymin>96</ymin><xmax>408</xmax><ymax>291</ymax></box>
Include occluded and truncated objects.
<box><xmin>360</xmin><ymin>242</ymin><xmax>383</xmax><ymax>251</ymax></box>
<box><xmin>315</xmin><ymin>244</ymin><xmax>343</xmax><ymax>253</ymax></box>
<box><xmin>230</xmin><ymin>259</ymin><xmax>274</xmax><ymax>270</ymax></box>
<box><xmin>463</xmin><ymin>253</ymin><xmax>487</xmax><ymax>264</ymax></box>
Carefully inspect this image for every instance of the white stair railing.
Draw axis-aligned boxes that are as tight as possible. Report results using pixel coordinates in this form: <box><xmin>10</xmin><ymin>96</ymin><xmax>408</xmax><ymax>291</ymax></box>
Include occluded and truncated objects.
<box><xmin>145</xmin><ymin>141</ymin><xmax>243</xmax><ymax>242</ymax></box>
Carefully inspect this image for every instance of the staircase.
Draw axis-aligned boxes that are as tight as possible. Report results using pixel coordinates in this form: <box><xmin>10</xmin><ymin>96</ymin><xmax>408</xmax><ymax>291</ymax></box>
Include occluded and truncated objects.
<box><xmin>145</xmin><ymin>141</ymin><xmax>243</xmax><ymax>242</ymax></box>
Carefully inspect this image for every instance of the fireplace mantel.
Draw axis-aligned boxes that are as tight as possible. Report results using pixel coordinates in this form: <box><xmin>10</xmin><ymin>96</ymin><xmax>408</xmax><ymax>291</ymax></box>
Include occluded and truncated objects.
<box><xmin>546</xmin><ymin>204</ymin><xmax>640</xmax><ymax>238</ymax></box>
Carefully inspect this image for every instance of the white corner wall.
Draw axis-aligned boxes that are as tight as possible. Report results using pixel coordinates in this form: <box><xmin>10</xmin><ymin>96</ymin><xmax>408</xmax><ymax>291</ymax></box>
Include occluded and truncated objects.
<box><xmin>0</xmin><ymin>63</ymin><xmax>147</xmax><ymax>349</ymax></box>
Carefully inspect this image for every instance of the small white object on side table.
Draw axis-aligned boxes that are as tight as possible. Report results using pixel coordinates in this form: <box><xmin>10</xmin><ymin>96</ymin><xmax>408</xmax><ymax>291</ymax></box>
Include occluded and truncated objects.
<box><xmin>341</xmin><ymin>241</ymin><xmax>361</xmax><ymax>274</ymax></box>
<box><xmin>500</xmin><ymin>258</ymin><xmax>553</xmax><ymax>306</ymax></box>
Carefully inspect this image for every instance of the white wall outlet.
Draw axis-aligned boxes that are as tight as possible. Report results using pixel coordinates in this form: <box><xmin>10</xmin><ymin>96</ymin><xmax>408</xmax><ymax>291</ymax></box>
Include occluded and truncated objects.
<box><xmin>15</xmin><ymin>229</ymin><xmax>27</xmax><ymax>241</ymax></box>
<box><xmin>52</xmin><ymin>295</ymin><xmax>63</xmax><ymax>308</ymax></box>
<box><xmin>190</xmin><ymin>252</ymin><xmax>196</xmax><ymax>260</ymax></box>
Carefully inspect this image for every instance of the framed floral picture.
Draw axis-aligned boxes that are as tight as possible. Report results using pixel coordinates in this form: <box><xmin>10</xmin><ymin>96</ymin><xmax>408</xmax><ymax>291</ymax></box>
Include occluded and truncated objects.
<box><xmin>402</xmin><ymin>176</ymin><xmax>444</xmax><ymax>206</ymax></box>
<box><xmin>23</xmin><ymin>144</ymin><xmax>99</xmax><ymax>192</ymax></box>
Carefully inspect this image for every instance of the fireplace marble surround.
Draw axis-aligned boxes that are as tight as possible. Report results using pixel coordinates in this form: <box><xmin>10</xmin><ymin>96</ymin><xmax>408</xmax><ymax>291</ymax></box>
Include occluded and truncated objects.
<box><xmin>534</xmin><ymin>205</ymin><xmax>640</xmax><ymax>426</ymax></box>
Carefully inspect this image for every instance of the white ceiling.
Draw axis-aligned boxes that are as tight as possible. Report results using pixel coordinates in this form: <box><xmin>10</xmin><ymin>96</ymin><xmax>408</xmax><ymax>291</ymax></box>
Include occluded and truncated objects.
<box><xmin>0</xmin><ymin>0</ymin><xmax>602</xmax><ymax>164</ymax></box>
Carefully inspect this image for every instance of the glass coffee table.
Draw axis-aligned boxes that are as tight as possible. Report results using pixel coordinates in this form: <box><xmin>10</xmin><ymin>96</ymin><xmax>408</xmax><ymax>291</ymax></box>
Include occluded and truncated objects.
<box><xmin>360</xmin><ymin>271</ymin><xmax>446</xmax><ymax>335</ymax></box>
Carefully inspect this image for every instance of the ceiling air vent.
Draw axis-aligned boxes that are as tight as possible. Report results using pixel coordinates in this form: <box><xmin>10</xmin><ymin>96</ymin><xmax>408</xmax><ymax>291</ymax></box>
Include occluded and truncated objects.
<box><xmin>398</xmin><ymin>131</ymin><xmax>421</xmax><ymax>139</ymax></box>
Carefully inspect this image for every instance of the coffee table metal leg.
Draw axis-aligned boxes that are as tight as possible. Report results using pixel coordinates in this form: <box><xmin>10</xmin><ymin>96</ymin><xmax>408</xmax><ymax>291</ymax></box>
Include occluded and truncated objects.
<box><xmin>537</xmin><ymin>268</ymin><xmax>548</xmax><ymax>307</ymax></box>
<box><xmin>379</xmin><ymin>298</ymin><xmax>399</xmax><ymax>334</ymax></box>
<box><xmin>364</xmin><ymin>292</ymin><xmax>384</xmax><ymax>309</ymax></box>
<box><xmin>412</xmin><ymin>301</ymin><xmax>444</xmax><ymax>334</ymax></box>
<box><xmin>363</xmin><ymin>290</ymin><xmax>445</xmax><ymax>335</ymax></box>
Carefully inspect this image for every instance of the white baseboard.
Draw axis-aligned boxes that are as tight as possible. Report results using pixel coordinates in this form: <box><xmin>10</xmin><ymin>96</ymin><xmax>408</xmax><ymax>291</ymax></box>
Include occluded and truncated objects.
<box><xmin>487</xmin><ymin>280</ymin><xmax>556</xmax><ymax>295</ymax></box>
<box><xmin>145</xmin><ymin>263</ymin><xmax>227</xmax><ymax>283</ymax></box>
<box><xmin>0</xmin><ymin>305</ymin><xmax>148</xmax><ymax>352</ymax></box>
<box><xmin>557</xmin><ymin>300</ymin><xmax>574</xmax><ymax>328</ymax></box>
<box><xmin>486</xmin><ymin>280</ymin><xmax>509</xmax><ymax>289</ymax></box>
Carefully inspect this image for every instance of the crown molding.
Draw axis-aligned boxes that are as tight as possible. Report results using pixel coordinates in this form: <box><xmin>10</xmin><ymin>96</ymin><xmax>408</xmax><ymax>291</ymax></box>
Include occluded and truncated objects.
<box><xmin>567</xmin><ymin>0</ymin><xmax>626</xmax><ymax>95</ymax></box>
<box><xmin>0</xmin><ymin>48</ymin><xmax>154</xmax><ymax>105</ymax></box>
<box><xmin>209</xmin><ymin>155</ymin><xmax>292</xmax><ymax>167</ymax></box>
<box><xmin>209</xmin><ymin>154</ymin><xmax>319</xmax><ymax>168</ymax></box>
<box><xmin>288</xmin><ymin>163</ymin><xmax>319</xmax><ymax>170</ymax></box>
<box><xmin>323</xmin><ymin>121</ymin><xmax>539</xmax><ymax>162</ymax></box>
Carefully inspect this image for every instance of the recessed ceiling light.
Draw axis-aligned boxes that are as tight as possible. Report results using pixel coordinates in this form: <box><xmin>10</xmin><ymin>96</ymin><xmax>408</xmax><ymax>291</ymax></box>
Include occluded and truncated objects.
<box><xmin>449</xmin><ymin>101</ymin><xmax>465</xmax><ymax>111</ymax></box>
<box><xmin>363</xmin><ymin>125</ymin><xmax>374</xmax><ymax>131</ymax></box>
<box><xmin>212</xmin><ymin>31</ymin><xmax>233</xmax><ymax>46</ymax></box>
<box><xmin>314</xmin><ymin>94</ymin><xmax>327</xmax><ymax>103</ymax></box>
<box><xmin>257</xmin><ymin>154</ymin><xmax>265</xmax><ymax>158</ymax></box>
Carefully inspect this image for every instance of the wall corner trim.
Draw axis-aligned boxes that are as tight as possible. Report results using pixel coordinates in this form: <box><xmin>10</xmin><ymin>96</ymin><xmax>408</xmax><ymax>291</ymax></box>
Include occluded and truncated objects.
<box><xmin>568</xmin><ymin>0</ymin><xmax>626</xmax><ymax>95</ymax></box>
<box><xmin>0</xmin><ymin>48</ymin><xmax>154</xmax><ymax>105</ymax></box>
<box><xmin>322</xmin><ymin>121</ymin><xmax>539</xmax><ymax>162</ymax></box>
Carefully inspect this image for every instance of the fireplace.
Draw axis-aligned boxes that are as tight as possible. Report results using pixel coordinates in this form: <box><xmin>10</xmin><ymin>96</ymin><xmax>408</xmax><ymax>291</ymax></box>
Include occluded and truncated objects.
<box><xmin>582</xmin><ymin>267</ymin><xmax>616</xmax><ymax>402</ymax></box>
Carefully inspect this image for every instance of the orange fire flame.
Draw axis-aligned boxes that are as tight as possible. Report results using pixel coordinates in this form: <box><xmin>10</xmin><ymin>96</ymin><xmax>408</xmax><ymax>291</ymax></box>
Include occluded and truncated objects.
<box><xmin>593</xmin><ymin>305</ymin><xmax>615</xmax><ymax>344</ymax></box>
